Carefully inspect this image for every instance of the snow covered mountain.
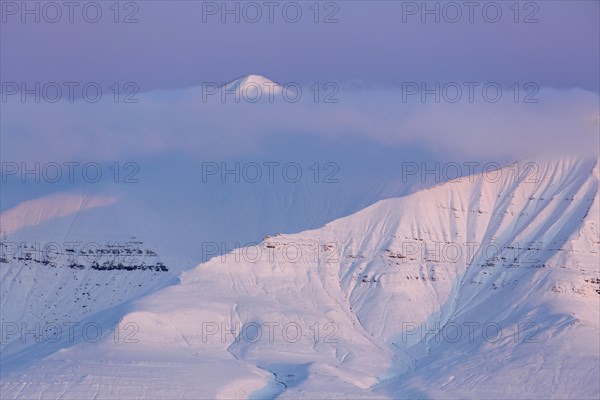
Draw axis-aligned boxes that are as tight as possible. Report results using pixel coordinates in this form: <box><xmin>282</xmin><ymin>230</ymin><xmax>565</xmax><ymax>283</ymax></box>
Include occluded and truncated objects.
<box><xmin>220</xmin><ymin>74</ymin><xmax>291</xmax><ymax>102</ymax></box>
<box><xmin>0</xmin><ymin>176</ymin><xmax>410</xmax><ymax>371</ymax></box>
<box><xmin>1</xmin><ymin>156</ymin><xmax>598</xmax><ymax>399</ymax></box>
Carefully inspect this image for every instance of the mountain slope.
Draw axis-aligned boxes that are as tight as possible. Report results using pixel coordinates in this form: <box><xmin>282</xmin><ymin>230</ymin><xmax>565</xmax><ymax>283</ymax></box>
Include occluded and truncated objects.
<box><xmin>0</xmin><ymin>177</ymin><xmax>410</xmax><ymax>375</ymax></box>
<box><xmin>1</xmin><ymin>157</ymin><xmax>598</xmax><ymax>399</ymax></box>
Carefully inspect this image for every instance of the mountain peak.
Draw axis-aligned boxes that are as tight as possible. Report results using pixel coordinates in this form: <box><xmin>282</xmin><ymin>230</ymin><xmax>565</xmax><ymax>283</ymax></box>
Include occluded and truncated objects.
<box><xmin>218</xmin><ymin>74</ymin><xmax>294</xmax><ymax>100</ymax></box>
<box><xmin>223</xmin><ymin>74</ymin><xmax>282</xmax><ymax>91</ymax></box>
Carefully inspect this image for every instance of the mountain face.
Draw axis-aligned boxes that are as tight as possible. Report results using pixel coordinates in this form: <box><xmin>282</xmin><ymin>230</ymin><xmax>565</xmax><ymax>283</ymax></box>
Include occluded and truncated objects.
<box><xmin>1</xmin><ymin>157</ymin><xmax>598</xmax><ymax>399</ymax></box>
<box><xmin>0</xmin><ymin>177</ymin><xmax>410</xmax><ymax>366</ymax></box>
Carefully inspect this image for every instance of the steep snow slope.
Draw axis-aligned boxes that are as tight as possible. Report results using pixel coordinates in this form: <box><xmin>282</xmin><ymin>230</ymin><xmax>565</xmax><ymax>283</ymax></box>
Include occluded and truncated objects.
<box><xmin>0</xmin><ymin>178</ymin><xmax>409</xmax><ymax>379</ymax></box>
<box><xmin>1</xmin><ymin>157</ymin><xmax>598</xmax><ymax>399</ymax></box>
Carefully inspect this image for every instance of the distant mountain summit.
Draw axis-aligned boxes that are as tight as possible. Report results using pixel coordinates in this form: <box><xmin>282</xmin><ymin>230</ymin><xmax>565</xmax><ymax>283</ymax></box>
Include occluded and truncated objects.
<box><xmin>223</xmin><ymin>74</ymin><xmax>282</xmax><ymax>91</ymax></box>
<box><xmin>221</xmin><ymin>74</ymin><xmax>292</xmax><ymax>101</ymax></box>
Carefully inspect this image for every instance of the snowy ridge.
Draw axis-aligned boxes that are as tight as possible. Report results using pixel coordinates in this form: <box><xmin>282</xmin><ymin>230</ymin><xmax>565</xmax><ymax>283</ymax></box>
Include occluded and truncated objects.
<box><xmin>0</xmin><ymin>157</ymin><xmax>598</xmax><ymax>399</ymax></box>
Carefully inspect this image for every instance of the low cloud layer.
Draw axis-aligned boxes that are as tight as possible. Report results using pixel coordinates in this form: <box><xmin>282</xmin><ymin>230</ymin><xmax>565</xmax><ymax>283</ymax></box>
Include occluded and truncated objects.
<box><xmin>2</xmin><ymin>84</ymin><xmax>598</xmax><ymax>164</ymax></box>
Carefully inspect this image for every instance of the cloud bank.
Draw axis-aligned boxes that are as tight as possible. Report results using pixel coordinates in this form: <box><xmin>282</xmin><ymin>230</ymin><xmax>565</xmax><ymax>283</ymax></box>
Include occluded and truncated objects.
<box><xmin>2</xmin><ymin>84</ymin><xmax>598</xmax><ymax>164</ymax></box>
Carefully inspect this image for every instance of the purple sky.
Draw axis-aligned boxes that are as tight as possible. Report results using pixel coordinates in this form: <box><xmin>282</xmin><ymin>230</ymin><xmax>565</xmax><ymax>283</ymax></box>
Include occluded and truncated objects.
<box><xmin>2</xmin><ymin>1</ymin><xmax>599</xmax><ymax>92</ymax></box>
